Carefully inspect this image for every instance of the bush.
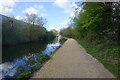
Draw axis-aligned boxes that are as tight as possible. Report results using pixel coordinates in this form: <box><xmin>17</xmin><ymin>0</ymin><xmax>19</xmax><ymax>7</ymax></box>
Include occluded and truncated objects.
<box><xmin>17</xmin><ymin>71</ymin><xmax>31</xmax><ymax>80</ymax></box>
<box><xmin>17</xmin><ymin>65</ymin><xmax>25</xmax><ymax>73</ymax></box>
<box><xmin>107</xmin><ymin>47</ymin><xmax>119</xmax><ymax>60</ymax></box>
<box><xmin>60</xmin><ymin>27</ymin><xmax>72</xmax><ymax>38</ymax></box>
<box><xmin>60</xmin><ymin>37</ymin><xmax>67</xmax><ymax>45</ymax></box>
<box><xmin>2</xmin><ymin>14</ymin><xmax>55</xmax><ymax>46</ymax></box>
<box><xmin>29</xmin><ymin>64</ymin><xmax>37</xmax><ymax>72</ymax></box>
<box><xmin>76</xmin><ymin>39</ymin><xmax>119</xmax><ymax>77</ymax></box>
<box><xmin>38</xmin><ymin>54</ymin><xmax>50</xmax><ymax>64</ymax></box>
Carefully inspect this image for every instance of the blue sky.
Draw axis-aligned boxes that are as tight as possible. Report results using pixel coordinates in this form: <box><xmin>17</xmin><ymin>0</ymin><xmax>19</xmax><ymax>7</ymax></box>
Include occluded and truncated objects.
<box><xmin>14</xmin><ymin>2</ymin><xmax>70</xmax><ymax>30</ymax></box>
<box><xmin>0</xmin><ymin>0</ymin><xmax>81</xmax><ymax>31</ymax></box>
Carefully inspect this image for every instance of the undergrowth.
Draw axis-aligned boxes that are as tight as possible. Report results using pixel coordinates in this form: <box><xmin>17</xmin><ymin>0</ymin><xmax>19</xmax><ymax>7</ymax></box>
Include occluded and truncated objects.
<box><xmin>76</xmin><ymin>39</ymin><xmax>119</xmax><ymax>78</ymax></box>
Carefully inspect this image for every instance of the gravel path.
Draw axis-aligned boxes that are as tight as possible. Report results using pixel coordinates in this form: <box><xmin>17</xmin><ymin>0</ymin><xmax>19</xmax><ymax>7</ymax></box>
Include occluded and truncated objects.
<box><xmin>31</xmin><ymin>39</ymin><xmax>115</xmax><ymax>78</ymax></box>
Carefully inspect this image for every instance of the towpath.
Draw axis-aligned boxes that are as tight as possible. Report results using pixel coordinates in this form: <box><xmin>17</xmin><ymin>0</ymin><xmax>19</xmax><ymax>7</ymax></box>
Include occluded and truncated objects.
<box><xmin>31</xmin><ymin>39</ymin><xmax>115</xmax><ymax>78</ymax></box>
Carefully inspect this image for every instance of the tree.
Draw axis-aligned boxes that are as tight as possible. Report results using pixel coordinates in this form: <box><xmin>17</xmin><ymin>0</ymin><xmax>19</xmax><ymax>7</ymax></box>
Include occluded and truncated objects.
<box><xmin>24</xmin><ymin>14</ymin><xmax>47</xmax><ymax>27</ymax></box>
<box><xmin>50</xmin><ymin>29</ymin><xmax>58</xmax><ymax>36</ymax></box>
<box><xmin>25</xmin><ymin>14</ymin><xmax>37</xmax><ymax>25</ymax></box>
<box><xmin>60</xmin><ymin>27</ymin><xmax>72</xmax><ymax>38</ymax></box>
<box><xmin>71</xmin><ymin>2</ymin><xmax>119</xmax><ymax>41</ymax></box>
<box><xmin>36</xmin><ymin>17</ymin><xmax>47</xmax><ymax>27</ymax></box>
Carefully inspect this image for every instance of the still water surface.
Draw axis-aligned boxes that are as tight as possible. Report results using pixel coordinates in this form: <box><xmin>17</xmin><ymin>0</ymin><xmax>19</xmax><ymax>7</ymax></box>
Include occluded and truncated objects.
<box><xmin>0</xmin><ymin>37</ymin><xmax>60</xmax><ymax>79</ymax></box>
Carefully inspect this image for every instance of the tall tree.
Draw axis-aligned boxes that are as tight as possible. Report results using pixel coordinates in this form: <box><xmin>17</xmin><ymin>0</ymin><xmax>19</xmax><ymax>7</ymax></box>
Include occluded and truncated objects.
<box><xmin>25</xmin><ymin>14</ymin><xmax>37</xmax><ymax>25</ymax></box>
<box><xmin>71</xmin><ymin>2</ymin><xmax>119</xmax><ymax>42</ymax></box>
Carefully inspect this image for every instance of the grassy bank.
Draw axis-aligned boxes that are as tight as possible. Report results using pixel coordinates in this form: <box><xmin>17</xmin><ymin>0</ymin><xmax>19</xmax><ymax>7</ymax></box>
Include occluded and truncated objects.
<box><xmin>2</xmin><ymin>14</ymin><xmax>56</xmax><ymax>46</ymax></box>
<box><xmin>60</xmin><ymin>2</ymin><xmax>119</xmax><ymax>78</ymax></box>
<box><xmin>16</xmin><ymin>37</ymin><xmax>67</xmax><ymax>79</ymax></box>
<box><xmin>75</xmin><ymin>38</ymin><xmax>119</xmax><ymax>78</ymax></box>
<box><xmin>16</xmin><ymin>54</ymin><xmax>50</xmax><ymax>79</ymax></box>
<box><xmin>59</xmin><ymin>36</ymin><xmax>68</xmax><ymax>45</ymax></box>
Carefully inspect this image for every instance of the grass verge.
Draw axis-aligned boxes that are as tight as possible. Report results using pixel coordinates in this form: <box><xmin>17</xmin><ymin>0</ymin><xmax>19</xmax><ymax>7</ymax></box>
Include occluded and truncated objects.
<box><xmin>16</xmin><ymin>37</ymin><xmax>67</xmax><ymax>80</ymax></box>
<box><xmin>76</xmin><ymin>39</ymin><xmax>120</xmax><ymax>78</ymax></box>
<box><xmin>16</xmin><ymin>54</ymin><xmax>50</xmax><ymax>80</ymax></box>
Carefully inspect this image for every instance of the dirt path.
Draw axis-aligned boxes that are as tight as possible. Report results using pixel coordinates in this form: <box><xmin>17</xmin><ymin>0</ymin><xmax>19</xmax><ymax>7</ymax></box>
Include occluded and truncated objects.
<box><xmin>31</xmin><ymin>39</ymin><xmax>115</xmax><ymax>78</ymax></box>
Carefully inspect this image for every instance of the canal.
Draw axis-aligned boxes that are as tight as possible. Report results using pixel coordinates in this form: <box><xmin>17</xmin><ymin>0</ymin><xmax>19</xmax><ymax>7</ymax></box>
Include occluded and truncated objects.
<box><xmin>0</xmin><ymin>37</ymin><xmax>61</xmax><ymax>79</ymax></box>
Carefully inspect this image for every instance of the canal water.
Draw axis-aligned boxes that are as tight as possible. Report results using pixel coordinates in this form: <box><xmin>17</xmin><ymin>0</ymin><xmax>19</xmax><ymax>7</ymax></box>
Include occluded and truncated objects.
<box><xmin>0</xmin><ymin>37</ymin><xmax>61</xmax><ymax>79</ymax></box>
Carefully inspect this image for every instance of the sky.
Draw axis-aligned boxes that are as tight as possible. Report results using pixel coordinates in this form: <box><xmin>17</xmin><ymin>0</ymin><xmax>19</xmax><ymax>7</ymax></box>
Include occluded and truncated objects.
<box><xmin>0</xmin><ymin>0</ymin><xmax>82</xmax><ymax>31</ymax></box>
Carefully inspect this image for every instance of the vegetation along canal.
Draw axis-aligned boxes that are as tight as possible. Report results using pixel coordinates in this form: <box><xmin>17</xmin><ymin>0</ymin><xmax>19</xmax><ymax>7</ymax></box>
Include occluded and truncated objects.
<box><xmin>0</xmin><ymin>37</ymin><xmax>61</xmax><ymax>79</ymax></box>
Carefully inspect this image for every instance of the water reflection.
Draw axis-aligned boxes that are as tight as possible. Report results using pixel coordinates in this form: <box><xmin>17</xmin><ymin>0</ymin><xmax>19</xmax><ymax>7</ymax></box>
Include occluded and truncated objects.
<box><xmin>0</xmin><ymin>38</ymin><xmax>61</xmax><ymax>79</ymax></box>
<box><xmin>42</xmin><ymin>43</ymin><xmax>60</xmax><ymax>55</ymax></box>
<box><xmin>2</xmin><ymin>41</ymin><xmax>47</xmax><ymax>62</ymax></box>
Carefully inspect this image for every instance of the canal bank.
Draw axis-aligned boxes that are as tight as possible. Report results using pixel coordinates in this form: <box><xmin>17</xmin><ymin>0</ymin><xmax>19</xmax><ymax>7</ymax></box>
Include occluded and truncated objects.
<box><xmin>0</xmin><ymin>36</ymin><xmax>62</xmax><ymax>79</ymax></box>
<box><xmin>31</xmin><ymin>39</ymin><xmax>115</xmax><ymax>78</ymax></box>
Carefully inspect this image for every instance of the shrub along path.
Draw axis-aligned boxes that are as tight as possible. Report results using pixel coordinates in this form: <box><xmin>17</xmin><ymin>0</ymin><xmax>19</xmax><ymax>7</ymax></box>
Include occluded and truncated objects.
<box><xmin>31</xmin><ymin>39</ymin><xmax>115</xmax><ymax>78</ymax></box>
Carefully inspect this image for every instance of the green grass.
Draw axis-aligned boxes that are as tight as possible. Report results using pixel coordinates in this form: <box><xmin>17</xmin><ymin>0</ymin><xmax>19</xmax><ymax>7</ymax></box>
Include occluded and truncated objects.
<box><xmin>60</xmin><ymin>36</ymin><xmax>67</xmax><ymax>45</ymax></box>
<box><xmin>38</xmin><ymin>54</ymin><xmax>50</xmax><ymax>64</ymax></box>
<box><xmin>16</xmin><ymin>38</ymin><xmax>68</xmax><ymax>79</ymax></box>
<box><xmin>76</xmin><ymin>39</ymin><xmax>119</xmax><ymax>78</ymax></box>
<box><xmin>17</xmin><ymin>71</ymin><xmax>31</xmax><ymax>80</ymax></box>
<box><xmin>16</xmin><ymin>54</ymin><xmax>50</xmax><ymax>80</ymax></box>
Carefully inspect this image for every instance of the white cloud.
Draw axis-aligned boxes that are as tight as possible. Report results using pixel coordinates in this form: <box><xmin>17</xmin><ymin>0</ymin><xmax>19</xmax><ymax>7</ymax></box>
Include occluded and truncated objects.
<box><xmin>15</xmin><ymin>15</ymin><xmax>21</xmax><ymax>20</ymax></box>
<box><xmin>54</xmin><ymin>0</ymin><xmax>70</xmax><ymax>9</ymax></box>
<box><xmin>54</xmin><ymin>0</ymin><xmax>72</xmax><ymax>13</ymax></box>
<box><xmin>61</xmin><ymin>21</ymin><xmax>69</xmax><ymax>25</ymax></box>
<box><xmin>71</xmin><ymin>2</ymin><xmax>78</xmax><ymax>9</ymax></box>
<box><xmin>23</xmin><ymin>5</ymin><xmax>47</xmax><ymax>17</ymax></box>
<box><xmin>22</xmin><ymin>16</ymin><xmax>28</xmax><ymax>22</ymax></box>
<box><xmin>0</xmin><ymin>0</ymin><xmax>15</xmax><ymax>8</ymax></box>
<box><xmin>59</xmin><ymin>21</ymin><xmax>70</xmax><ymax>28</ymax></box>
<box><xmin>54</xmin><ymin>0</ymin><xmax>81</xmax><ymax>18</ymax></box>
<box><xmin>0</xmin><ymin>7</ymin><xmax>13</xmax><ymax>14</ymax></box>
<box><xmin>24</xmin><ymin>16</ymin><xmax>28</xmax><ymax>19</ymax></box>
<box><xmin>0</xmin><ymin>0</ymin><xmax>16</xmax><ymax>15</ymax></box>
<box><xmin>23</xmin><ymin>7</ymin><xmax>38</xmax><ymax>15</ymax></box>
<box><xmin>71</xmin><ymin>8</ymin><xmax>82</xmax><ymax>18</ymax></box>
<box><xmin>49</xmin><ymin>21</ymin><xmax>70</xmax><ymax>31</ymax></box>
<box><xmin>63</xmin><ymin>26</ymin><xmax>69</xmax><ymax>28</ymax></box>
<box><xmin>70</xmin><ymin>12</ymin><xmax>75</xmax><ymax>18</ymax></box>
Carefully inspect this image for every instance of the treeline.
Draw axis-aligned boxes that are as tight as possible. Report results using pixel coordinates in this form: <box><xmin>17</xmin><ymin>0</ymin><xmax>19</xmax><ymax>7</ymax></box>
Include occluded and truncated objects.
<box><xmin>60</xmin><ymin>27</ymin><xmax>72</xmax><ymax>38</ymax></box>
<box><xmin>73</xmin><ymin>2</ymin><xmax>119</xmax><ymax>42</ymax></box>
<box><xmin>2</xmin><ymin>14</ymin><xmax>56</xmax><ymax>46</ymax></box>
<box><xmin>60</xmin><ymin>2</ymin><xmax>120</xmax><ymax>77</ymax></box>
<box><xmin>61</xmin><ymin>2</ymin><xmax>119</xmax><ymax>42</ymax></box>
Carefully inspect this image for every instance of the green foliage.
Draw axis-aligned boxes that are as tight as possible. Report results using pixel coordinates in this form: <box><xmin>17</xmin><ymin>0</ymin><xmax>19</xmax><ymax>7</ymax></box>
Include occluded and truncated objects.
<box><xmin>61</xmin><ymin>2</ymin><xmax>120</xmax><ymax>77</ymax></box>
<box><xmin>29</xmin><ymin>64</ymin><xmax>36</xmax><ymax>72</ymax></box>
<box><xmin>38</xmin><ymin>54</ymin><xmax>50</xmax><ymax>64</ymax></box>
<box><xmin>71</xmin><ymin>2</ymin><xmax>119</xmax><ymax>42</ymax></box>
<box><xmin>24</xmin><ymin>14</ymin><xmax>47</xmax><ymax>27</ymax></box>
<box><xmin>106</xmin><ymin>47</ymin><xmax>120</xmax><ymax>60</ymax></box>
<box><xmin>17</xmin><ymin>71</ymin><xmax>31</xmax><ymax>79</ymax></box>
<box><xmin>2</xmin><ymin>14</ymin><xmax>55</xmax><ymax>46</ymax></box>
<box><xmin>60</xmin><ymin>27</ymin><xmax>72</xmax><ymax>38</ymax></box>
<box><xmin>17</xmin><ymin>65</ymin><xmax>25</xmax><ymax>73</ymax></box>
<box><xmin>24</xmin><ymin>25</ymin><xmax>47</xmax><ymax>41</ymax></box>
<box><xmin>44</xmin><ymin>31</ymin><xmax>56</xmax><ymax>43</ymax></box>
<box><xmin>50</xmin><ymin>29</ymin><xmax>58</xmax><ymax>36</ymax></box>
<box><xmin>77</xmin><ymin>39</ymin><xmax>119</xmax><ymax>77</ymax></box>
<box><xmin>60</xmin><ymin>37</ymin><xmax>67</xmax><ymax>45</ymax></box>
